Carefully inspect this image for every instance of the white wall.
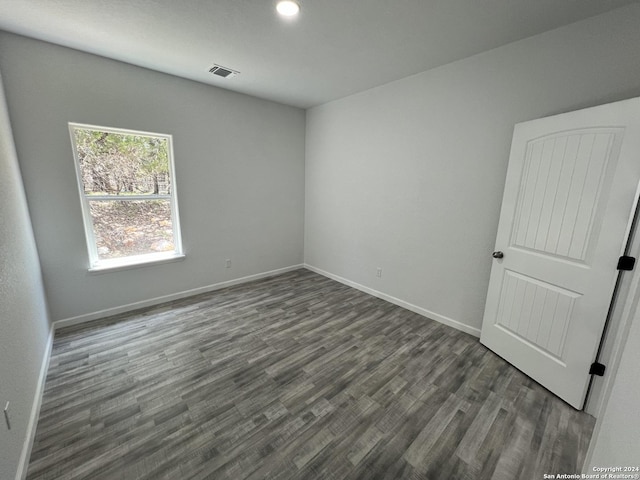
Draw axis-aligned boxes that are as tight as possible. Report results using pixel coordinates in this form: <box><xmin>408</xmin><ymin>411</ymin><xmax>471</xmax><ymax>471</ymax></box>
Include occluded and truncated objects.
<box><xmin>0</xmin><ymin>32</ymin><xmax>305</xmax><ymax>323</ymax></box>
<box><xmin>305</xmin><ymin>4</ymin><xmax>640</xmax><ymax>334</ymax></box>
<box><xmin>0</xmin><ymin>72</ymin><xmax>51</xmax><ymax>480</ymax></box>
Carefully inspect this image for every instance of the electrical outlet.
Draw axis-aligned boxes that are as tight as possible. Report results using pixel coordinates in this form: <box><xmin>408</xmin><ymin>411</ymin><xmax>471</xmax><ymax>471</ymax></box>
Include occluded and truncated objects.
<box><xmin>225</xmin><ymin>259</ymin><xmax>232</xmax><ymax>268</ymax></box>
<box><xmin>4</xmin><ymin>402</ymin><xmax>11</xmax><ymax>430</ymax></box>
<box><xmin>376</xmin><ymin>267</ymin><xmax>383</xmax><ymax>278</ymax></box>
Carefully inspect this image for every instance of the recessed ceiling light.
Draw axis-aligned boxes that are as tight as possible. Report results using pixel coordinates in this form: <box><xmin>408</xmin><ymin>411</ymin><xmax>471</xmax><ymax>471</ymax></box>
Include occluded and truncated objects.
<box><xmin>276</xmin><ymin>1</ymin><xmax>300</xmax><ymax>17</ymax></box>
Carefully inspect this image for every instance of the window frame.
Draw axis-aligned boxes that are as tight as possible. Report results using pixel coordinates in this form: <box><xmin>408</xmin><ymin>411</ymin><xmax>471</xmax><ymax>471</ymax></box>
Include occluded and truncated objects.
<box><xmin>69</xmin><ymin>122</ymin><xmax>184</xmax><ymax>272</ymax></box>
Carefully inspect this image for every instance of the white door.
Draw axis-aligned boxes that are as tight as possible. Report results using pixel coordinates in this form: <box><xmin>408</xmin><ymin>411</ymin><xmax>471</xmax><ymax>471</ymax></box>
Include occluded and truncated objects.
<box><xmin>480</xmin><ymin>97</ymin><xmax>640</xmax><ymax>409</ymax></box>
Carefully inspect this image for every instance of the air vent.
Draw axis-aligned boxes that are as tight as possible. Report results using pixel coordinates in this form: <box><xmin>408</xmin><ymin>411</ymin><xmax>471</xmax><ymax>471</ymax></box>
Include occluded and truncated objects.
<box><xmin>209</xmin><ymin>64</ymin><xmax>239</xmax><ymax>78</ymax></box>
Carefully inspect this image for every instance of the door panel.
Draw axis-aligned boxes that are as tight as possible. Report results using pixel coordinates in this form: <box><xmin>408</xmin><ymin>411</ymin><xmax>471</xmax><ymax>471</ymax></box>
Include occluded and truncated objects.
<box><xmin>494</xmin><ymin>270</ymin><xmax>578</xmax><ymax>362</ymax></box>
<box><xmin>511</xmin><ymin>129</ymin><xmax>621</xmax><ymax>262</ymax></box>
<box><xmin>481</xmin><ymin>98</ymin><xmax>640</xmax><ymax>409</ymax></box>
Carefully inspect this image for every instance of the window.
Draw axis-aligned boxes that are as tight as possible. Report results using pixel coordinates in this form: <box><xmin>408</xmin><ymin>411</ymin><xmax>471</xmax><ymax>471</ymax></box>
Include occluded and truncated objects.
<box><xmin>69</xmin><ymin>123</ymin><xmax>183</xmax><ymax>271</ymax></box>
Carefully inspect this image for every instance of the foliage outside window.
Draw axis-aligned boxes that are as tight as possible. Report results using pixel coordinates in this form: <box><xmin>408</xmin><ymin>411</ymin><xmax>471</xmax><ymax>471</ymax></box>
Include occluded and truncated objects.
<box><xmin>69</xmin><ymin>123</ymin><xmax>183</xmax><ymax>271</ymax></box>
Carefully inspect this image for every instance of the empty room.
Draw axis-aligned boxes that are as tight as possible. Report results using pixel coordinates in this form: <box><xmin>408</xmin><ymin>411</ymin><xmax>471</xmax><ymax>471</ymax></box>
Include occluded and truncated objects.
<box><xmin>2</xmin><ymin>1</ymin><xmax>640</xmax><ymax>479</ymax></box>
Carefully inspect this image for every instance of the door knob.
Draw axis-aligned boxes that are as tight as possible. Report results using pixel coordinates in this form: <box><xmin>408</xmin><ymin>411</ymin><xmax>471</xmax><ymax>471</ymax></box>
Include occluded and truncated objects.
<box><xmin>492</xmin><ymin>251</ymin><xmax>504</xmax><ymax>259</ymax></box>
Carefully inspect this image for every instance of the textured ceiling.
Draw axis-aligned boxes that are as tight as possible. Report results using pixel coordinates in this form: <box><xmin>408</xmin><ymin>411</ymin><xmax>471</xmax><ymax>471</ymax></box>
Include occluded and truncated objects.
<box><xmin>0</xmin><ymin>0</ymin><xmax>637</xmax><ymax>108</ymax></box>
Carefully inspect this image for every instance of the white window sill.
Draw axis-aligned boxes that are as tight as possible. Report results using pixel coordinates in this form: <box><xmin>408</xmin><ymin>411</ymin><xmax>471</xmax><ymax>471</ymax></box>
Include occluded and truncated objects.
<box><xmin>88</xmin><ymin>252</ymin><xmax>186</xmax><ymax>274</ymax></box>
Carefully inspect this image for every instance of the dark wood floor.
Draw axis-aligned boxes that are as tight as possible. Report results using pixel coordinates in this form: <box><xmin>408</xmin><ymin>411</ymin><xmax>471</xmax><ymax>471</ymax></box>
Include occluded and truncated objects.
<box><xmin>27</xmin><ymin>269</ymin><xmax>594</xmax><ymax>480</ymax></box>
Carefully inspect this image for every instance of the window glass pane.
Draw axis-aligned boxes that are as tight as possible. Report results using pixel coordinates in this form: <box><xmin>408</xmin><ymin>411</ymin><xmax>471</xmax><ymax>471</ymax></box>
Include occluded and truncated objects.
<box><xmin>73</xmin><ymin>129</ymin><xmax>170</xmax><ymax>195</ymax></box>
<box><xmin>89</xmin><ymin>200</ymin><xmax>175</xmax><ymax>260</ymax></box>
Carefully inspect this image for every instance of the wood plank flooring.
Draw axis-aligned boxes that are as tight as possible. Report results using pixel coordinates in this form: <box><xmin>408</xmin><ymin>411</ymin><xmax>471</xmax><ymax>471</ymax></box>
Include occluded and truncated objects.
<box><xmin>27</xmin><ymin>269</ymin><xmax>595</xmax><ymax>479</ymax></box>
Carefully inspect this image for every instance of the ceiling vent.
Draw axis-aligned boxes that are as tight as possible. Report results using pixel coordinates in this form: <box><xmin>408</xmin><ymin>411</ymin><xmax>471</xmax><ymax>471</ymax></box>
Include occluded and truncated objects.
<box><xmin>209</xmin><ymin>64</ymin><xmax>239</xmax><ymax>78</ymax></box>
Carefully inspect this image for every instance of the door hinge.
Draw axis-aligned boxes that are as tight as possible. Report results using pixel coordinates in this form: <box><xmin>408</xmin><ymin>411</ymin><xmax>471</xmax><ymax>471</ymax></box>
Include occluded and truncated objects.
<box><xmin>589</xmin><ymin>362</ymin><xmax>606</xmax><ymax>376</ymax></box>
<box><xmin>617</xmin><ymin>255</ymin><xmax>636</xmax><ymax>271</ymax></box>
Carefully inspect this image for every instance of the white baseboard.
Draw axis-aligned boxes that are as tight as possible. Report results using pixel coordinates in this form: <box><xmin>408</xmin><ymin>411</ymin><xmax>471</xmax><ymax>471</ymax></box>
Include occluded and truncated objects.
<box><xmin>15</xmin><ymin>324</ymin><xmax>54</xmax><ymax>480</ymax></box>
<box><xmin>54</xmin><ymin>264</ymin><xmax>305</xmax><ymax>329</ymax></box>
<box><xmin>304</xmin><ymin>264</ymin><xmax>481</xmax><ymax>338</ymax></box>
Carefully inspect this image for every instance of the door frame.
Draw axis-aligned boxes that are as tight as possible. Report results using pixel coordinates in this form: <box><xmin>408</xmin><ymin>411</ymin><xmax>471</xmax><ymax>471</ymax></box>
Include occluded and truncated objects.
<box><xmin>584</xmin><ymin>181</ymin><xmax>640</xmax><ymax>415</ymax></box>
<box><xmin>583</xmin><ymin>182</ymin><xmax>640</xmax><ymax>470</ymax></box>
